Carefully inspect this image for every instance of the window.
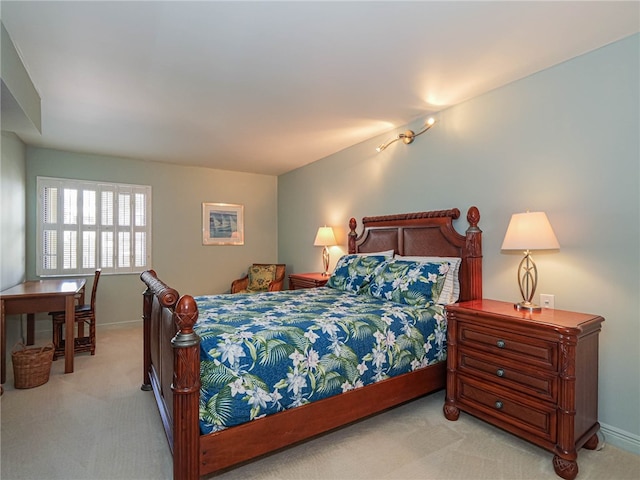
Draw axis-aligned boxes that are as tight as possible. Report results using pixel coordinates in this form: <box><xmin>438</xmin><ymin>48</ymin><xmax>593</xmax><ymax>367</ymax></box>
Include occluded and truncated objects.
<box><xmin>37</xmin><ymin>176</ymin><xmax>152</xmax><ymax>276</ymax></box>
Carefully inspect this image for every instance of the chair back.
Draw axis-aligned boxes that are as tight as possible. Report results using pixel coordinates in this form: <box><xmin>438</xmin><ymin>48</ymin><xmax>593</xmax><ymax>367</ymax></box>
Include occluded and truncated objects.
<box><xmin>89</xmin><ymin>269</ymin><xmax>102</xmax><ymax>310</ymax></box>
<box><xmin>264</xmin><ymin>264</ymin><xmax>286</xmax><ymax>292</ymax></box>
<box><xmin>273</xmin><ymin>264</ymin><xmax>286</xmax><ymax>283</ymax></box>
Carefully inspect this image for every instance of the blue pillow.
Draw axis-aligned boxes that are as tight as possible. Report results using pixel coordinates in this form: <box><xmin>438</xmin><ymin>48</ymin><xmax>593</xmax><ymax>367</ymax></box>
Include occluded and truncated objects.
<box><xmin>365</xmin><ymin>259</ymin><xmax>449</xmax><ymax>306</ymax></box>
<box><xmin>326</xmin><ymin>254</ymin><xmax>388</xmax><ymax>293</ymax></box>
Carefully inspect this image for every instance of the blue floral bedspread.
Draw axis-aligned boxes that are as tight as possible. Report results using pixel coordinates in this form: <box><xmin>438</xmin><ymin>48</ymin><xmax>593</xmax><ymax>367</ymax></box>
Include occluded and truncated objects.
<box><xmin>193</xmin><ymin>287</ymin><xmax>447</xmax><ymax>434</ymax></box>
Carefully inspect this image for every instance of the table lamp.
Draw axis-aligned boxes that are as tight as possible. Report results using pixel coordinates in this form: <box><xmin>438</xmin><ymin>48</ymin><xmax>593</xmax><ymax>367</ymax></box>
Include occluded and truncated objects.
<box><xmin>314</xmin><ymin>226</ymin><xmax>337</xmax><ymax>276</ymax></box>
<box><xmin>501</xmin><ymin>211</ymin><xmax>560</xmax><ymax>312</ymax></box>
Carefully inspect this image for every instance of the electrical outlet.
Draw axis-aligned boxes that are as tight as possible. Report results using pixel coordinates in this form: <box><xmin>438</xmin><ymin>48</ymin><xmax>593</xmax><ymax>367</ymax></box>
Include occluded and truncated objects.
<box><xmin>540</xmin><ymin>294</ymin><xmax>555</xmax><ymax>309</ymax></box>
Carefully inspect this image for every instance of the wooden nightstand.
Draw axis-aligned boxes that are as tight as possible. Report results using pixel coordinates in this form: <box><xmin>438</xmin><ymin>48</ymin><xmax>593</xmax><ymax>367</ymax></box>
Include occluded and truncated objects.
<box><xmin>443</xmin><ymin>299</ymin><xmax>604</xmax><ymax>480</ymax></box>
<box><xmin>288</xmin><ymin>272</ymin><xmax>328</xmax><ymax>290</ymax></box>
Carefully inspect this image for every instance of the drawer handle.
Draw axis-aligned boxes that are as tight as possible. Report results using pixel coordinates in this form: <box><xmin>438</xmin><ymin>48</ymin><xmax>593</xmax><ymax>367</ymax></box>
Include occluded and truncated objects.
<box><xmin>496</xmin><ymin>340</ymin><xmax>506</xmax><ymax>348</ymax></box>
<box><xmin>495</xmin><ymin>401</ymin><xmax>504</xmax><ymax>410</ymax></box>
<box><xmin>496</xmin><ymin>368</ymin><xmax>505</xmax><ymax>377</ymax></box>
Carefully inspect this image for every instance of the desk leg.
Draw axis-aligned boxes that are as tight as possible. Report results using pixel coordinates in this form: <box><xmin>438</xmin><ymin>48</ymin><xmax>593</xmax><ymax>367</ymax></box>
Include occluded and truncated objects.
<box><xmin>26</xmin><ymin>314</ymin><xmax>35</xmax><ymax>345</ymax></box>
<box><xmin>64</xmin><ymin>294</ymin><xmax>75</xmax><ymax>374</ymax></box>
<box><xmin>1</xmin><ymin>299</ymin><xmax>5</xmax><ymax>384</ymax></box>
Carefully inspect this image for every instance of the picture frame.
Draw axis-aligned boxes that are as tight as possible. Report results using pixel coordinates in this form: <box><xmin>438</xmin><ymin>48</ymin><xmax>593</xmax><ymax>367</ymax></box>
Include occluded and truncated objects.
<box><xmin>202</xmin><ymin>203</ymin><xmax>244</xmax><ymax>245</ymax></box>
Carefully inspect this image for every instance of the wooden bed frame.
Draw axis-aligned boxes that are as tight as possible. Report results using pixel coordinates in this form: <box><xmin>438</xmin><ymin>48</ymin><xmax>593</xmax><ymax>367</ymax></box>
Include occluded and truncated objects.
<box><xmin>140</xmin><ymin>206</ymin><xmax>482</xmax><ymax>479</ymax></box>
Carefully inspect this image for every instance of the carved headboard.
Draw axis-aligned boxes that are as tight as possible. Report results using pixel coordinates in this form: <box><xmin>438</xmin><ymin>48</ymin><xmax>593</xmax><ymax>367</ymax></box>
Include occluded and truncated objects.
<box><xmin>348</xmin><ymin>207</ymin><xmax>482</xmax><ymax>302</ymax></box>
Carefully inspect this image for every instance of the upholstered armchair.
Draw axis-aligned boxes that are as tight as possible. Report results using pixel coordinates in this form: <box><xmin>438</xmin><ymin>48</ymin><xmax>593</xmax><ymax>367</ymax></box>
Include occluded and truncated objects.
<box><xmin>231</xmin><ymin>264</ymin><xmax>286</xmax><ymax>293</ymax></box>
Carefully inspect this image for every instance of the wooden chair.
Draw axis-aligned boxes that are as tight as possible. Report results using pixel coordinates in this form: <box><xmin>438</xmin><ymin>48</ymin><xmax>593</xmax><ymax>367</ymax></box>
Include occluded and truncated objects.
<box><xmin>231</xmin><ymin>264</ymin><xmax>286</xmax><ymax>293</ymax></box>
<box><xmin>49</xmin><ymin>269</ymin><xmax>101</xmax><ymax>360</ymax></box>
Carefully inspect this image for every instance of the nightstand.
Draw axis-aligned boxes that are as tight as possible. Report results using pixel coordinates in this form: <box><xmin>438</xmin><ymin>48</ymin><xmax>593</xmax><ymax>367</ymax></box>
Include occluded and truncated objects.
<box><xmin>288</xmin><ymin>272</ymin><xmax>328</xmax><ymax>290</ymax></box>
<box><xmin>443</xmin><ymin>299</ymin><xmax>604</xmax><ymax>480</ymax></box>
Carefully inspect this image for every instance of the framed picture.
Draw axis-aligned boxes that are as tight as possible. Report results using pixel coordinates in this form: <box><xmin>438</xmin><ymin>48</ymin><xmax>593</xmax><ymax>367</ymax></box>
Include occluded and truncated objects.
<box><xmin>202</xmin><ymin>203</ymin><xmax>244</xmax><ymax>245</ymax></box>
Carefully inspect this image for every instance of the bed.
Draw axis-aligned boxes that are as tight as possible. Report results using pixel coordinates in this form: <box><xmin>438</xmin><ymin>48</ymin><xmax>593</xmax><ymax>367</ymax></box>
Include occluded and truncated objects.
<box><xmin>140</xmin><ymin>206</ymin><xmax>482</xmax><ymax>479</ymax></box>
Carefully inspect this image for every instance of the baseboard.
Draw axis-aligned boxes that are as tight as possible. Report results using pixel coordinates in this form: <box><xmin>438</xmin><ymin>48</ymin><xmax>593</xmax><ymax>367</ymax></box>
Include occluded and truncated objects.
<box><xmin>26</xmin><ymin>318</ymin><xmax>143</xmax><ymax>342</ymax></box>
<box><xmin>600</xmin><ymin>422</ymin><xmax>640</xmax><ymax>455</ymax></box>
<box><xmin>97</xmin><ymin>319</ymin><xmax>143</xmax><ymax>329</ymax></box>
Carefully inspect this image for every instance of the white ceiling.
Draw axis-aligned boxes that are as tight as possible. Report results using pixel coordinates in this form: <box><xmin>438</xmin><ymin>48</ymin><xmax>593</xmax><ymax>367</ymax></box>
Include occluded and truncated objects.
<box><xmin>1</xmin><ymin>1</ymin><xmax>638</xmax><ymax>176</ymax></box>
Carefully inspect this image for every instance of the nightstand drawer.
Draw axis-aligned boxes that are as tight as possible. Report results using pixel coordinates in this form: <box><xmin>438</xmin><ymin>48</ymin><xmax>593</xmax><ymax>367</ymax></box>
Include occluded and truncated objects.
<box><xmin>459</xmin><ymin>351</ymin><xmax>557</xmax><ymax>402</ymax></box>
<box><xmin>458</xmin><ymin>376</ymin><xmax>557</xmax><ymax>443</ymax></box>
<box><xmin>458</xmin><ymin>322</ymin><xmax>557</xmax><ymax>371</ymax></box>
<box><xmin>289</xmin><ymin>273</ymin><xmax>328</xmax><ymax>290</ymax></box>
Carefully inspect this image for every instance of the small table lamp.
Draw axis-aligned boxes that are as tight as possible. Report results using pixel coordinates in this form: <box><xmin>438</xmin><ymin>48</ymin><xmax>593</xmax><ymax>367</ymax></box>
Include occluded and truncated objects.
<box><xmin>314</xmin><ymin>226</ymin><xmax>337</xmax><ymax>276</ymax></box>
<box><xmin>501</xmin><ymin>211</ymin><xmax>560</xmax><ymax>312</ymax></box>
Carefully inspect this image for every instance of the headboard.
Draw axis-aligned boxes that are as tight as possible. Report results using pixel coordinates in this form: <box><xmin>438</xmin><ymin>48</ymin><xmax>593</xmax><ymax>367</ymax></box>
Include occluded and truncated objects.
<box><xmin>348</xmin><ymin>206</ymin><xmax>482</xmax><ymax>302</ymax></box>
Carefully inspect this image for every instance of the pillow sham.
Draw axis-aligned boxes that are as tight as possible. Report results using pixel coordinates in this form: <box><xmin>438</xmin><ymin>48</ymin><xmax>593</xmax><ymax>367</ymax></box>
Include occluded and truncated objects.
<box><xmin>395</xmin><ymin>256</ymin><xmax>461</xmax><ymax>305</ymax></box>
<box><xmin>326</xmin><ymin>254</ymin><xmax>389</xmax><ymax>293</ymax></box>
<box><xmin>365</xmin><ymin>259</ymin><xmax>449</xmax><ymax>306</ymax></box>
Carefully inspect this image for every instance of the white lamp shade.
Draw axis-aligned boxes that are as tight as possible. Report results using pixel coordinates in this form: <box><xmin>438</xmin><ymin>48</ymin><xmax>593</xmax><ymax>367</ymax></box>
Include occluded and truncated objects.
<box><xmin>501</xmin><ymin>212</ymin><xmax>560</xmax><ymax>251</ymax></box>
<box><xmin>313</xmin><ymin>226</ymin><xmax>337</xmax><ymax>246</ymax></box>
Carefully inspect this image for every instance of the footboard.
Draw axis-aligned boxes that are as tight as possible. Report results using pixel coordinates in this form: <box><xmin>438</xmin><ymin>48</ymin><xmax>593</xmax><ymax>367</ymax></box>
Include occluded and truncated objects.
<box><xmin>140</xmin><ymin>270</ymin><xmax>201</xmax><ymax>479</ymax></box>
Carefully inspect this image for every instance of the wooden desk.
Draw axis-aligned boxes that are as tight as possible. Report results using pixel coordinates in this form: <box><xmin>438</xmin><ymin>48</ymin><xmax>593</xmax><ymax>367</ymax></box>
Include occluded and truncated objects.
<box><xmin>0</xmin><ymin>279</ymin><xmax>86</xmax><ymax>384</ymax></box>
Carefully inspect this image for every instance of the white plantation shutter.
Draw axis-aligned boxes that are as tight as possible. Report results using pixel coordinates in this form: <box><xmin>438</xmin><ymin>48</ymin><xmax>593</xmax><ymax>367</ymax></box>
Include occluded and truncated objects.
<box><xmin>83</xmin><ymin>231</ymin><xmax>96</xmax><ymax>269</ymax></box>
<box><xmin>101</xmin><ymin>191</ymin><xmax>114</xmax><ymax>226</ymax></box>
<box><xmin>134</xmin><ymin>193</ymin><xmax>147</xmax><ymax>268</ymax></box>
<box><xmin>100</xmin><ymin>190</ymin><xmax>115</xmax><ymax>269</ymax></box>
<box><xmin>37</xmin><ymin>177</ymin><xmax>152</xmax><ymax>276</ymax></box>
<box><xmin>42</xmin><ymin>185</ymin><xmax>58</xmax><ymax>270</ymax></box>
<box><xmin>81</xmin><ymin>189</ymin><xmax>97</xmax><ymax>270</ymax></box>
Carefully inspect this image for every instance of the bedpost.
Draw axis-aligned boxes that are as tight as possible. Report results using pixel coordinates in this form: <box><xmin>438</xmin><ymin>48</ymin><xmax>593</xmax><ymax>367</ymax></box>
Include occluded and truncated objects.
<box><xmin>348</xmin><ymin>217</ymin><xmax>358</xmax><ymax>254</ymax></box>
<box><xmin>464</xmin><ymin>206</ymin><xmax>482</xmax><ymax>300</ymax></box>
<box><xmin>140</xmin><ymin>270</ymin><xmax>154</xmax><ymax>391</ymax></box>
<box><xmin>172</xmin><ymin>294</ymin><xmax>201</xmax><ymax>480</ymax></box>
<box><xmin>140</xmin><ymin>269</ymin><xmax>181</xmax><ymax>390</ymax></box>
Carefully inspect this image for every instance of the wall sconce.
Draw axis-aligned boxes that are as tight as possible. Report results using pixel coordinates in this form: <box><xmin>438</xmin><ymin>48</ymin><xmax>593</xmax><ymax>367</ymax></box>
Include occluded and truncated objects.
<box><xmin>501</xmin><ymin>211</ymin><xmax>560</xmax><ymax>312</ymax></box>
<box><xmin>376</xmin><ymin>117</ymin><xmax>436</xmax><ymax>152</ymax></box>
<box><xmin>314</xmin><ymin>226</ymin><xmax>337</xmax><ymax>276</ymax></box>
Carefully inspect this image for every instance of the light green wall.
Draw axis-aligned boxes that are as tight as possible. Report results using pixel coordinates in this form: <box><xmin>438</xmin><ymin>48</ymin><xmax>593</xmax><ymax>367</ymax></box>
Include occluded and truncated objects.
<box><xmin>26</xmin><ymin>148</ymin><xmax>278</xmax><ymax>326</ymax></box>
<box><xmin>0</xmin><ymin>132</ymin><xmax>26</xmax><ymax>290</ymax></box>
<box><xmin>1</xmin><ymin>23</ymin><xmax>35</xmax><ymax>343</ymax></box>
<box><xmin>1</xmin><ymin>23</ymin><xmax>41</xmax><ymax>133</ymax></box>
<box><xmin>278</xmin><ymin>35</ymin><xmax>640</xmax><ymax>452</ymax></box>
<box><xmin>5</xmin><ymin>28</ymin><xmax>638</xmax><ymax>455</ymax></box>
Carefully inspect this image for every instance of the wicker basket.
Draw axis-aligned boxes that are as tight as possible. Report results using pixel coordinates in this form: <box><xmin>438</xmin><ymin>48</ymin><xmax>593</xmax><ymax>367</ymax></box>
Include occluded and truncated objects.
<box><xmin>11</xmin><ymin>343</ymin><xmax>54</xmax><ymax>389</ymax></box>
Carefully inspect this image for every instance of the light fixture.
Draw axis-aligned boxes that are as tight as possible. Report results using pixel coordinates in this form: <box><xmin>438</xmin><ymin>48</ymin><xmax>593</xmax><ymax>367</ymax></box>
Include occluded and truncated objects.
<box><xmin>376</xmin><ymin>117</ymin><xmax>436</xmax><ymax>152</ymax></box>
<box><xmin>313</xmin><ymin>226</ymin><xmax>337</xmax><ymax>276</ymax></box>
<box><xmin>501</xmin><ymin>211</ymin><xmax>560</xmax><ymax>312</ymax></box>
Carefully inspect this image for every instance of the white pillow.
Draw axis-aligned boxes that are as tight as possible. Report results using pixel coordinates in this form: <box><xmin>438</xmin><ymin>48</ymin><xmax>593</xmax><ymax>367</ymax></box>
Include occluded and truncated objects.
<box><xmin>394</xmin><ymin>255</ymin><xmax>461</xmax><ymax>304</ymax></box>
<box><xmin>358</xmin><ymin>249</ymin><xmax>395</xmax><ymax>258</ymax></box>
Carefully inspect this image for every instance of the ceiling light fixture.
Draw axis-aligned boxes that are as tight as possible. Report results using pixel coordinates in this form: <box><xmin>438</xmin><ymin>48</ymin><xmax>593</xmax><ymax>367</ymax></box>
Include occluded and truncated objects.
<box><xmin>376</xmin><ymin>117</ymin><xmax>436</xmax><ymax>153</ymax></box>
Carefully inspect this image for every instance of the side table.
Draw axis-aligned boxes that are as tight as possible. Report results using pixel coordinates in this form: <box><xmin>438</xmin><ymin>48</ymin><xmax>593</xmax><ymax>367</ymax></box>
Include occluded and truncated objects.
<box><xmin>288</xmin><ymin>272</ymin><xmax>328</xmax><ymax>290</ymax></box>
<box><xmin>443</xmin><ymin>299</ymin><xmax>604</xmax><ymax>480</ymax></box>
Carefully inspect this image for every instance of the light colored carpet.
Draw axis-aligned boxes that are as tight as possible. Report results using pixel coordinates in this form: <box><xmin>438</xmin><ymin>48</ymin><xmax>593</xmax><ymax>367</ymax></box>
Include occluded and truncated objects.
<box><xmin>1</xmin><ymin>323</ymin><xmax>638</xmax><ymax>480</ymax></box>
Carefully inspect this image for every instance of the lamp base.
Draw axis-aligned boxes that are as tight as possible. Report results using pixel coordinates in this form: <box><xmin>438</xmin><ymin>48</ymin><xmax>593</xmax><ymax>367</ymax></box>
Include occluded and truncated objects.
<box><xmin>321</xmin><ymin>246</ymin><xmax>330</xmax><ymax>277</ymax></box>
<box><xmin>514</xmin><ymin>301</ymin><xmax>542</xmax><ymax>313</ymax></box>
